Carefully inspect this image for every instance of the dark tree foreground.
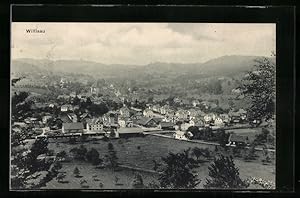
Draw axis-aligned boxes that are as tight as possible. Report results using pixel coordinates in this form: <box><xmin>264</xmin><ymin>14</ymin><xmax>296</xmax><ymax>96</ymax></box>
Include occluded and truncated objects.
<box><xmin>205</xmin><ymin>155</ymin><xmax>249</xmax><ymax>189</ymax></box>
<box><xmin>240</xmin><ymin>56</ymin><xmax>275</xmax><ymax>123</ymax></box>
<box><xmin>158</xmin><ymin>149</ymin><xmax>200</xmax><ymax>189</ymax></box>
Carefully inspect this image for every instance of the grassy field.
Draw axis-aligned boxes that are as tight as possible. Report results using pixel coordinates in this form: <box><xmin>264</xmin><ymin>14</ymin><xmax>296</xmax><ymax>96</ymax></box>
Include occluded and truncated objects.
<box><xmin>43</xmin><ymin>163</ymin><xmax>157</xmax><ymax>189</ymax></box>
<box><xmin>44</xmin><ymin>135</ymin><xmax>275</xmax><ymax>189</ymax></box>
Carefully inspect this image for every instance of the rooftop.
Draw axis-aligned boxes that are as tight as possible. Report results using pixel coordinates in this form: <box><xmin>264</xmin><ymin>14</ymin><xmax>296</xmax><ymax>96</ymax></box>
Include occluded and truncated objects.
<box><xmin>86</xmin><ymin>118</ymin><xmax>103</xmax><ymax>125</ymax></box>
<box><xmin>62</xmin><ymin>122</ymin><xmax>84</xmax><ymax>130</ymax></box>
<box><xmin>160</xmin><ymin>122</ymin><xmax>175</xmax><ymax>127</ymax></box>
<box><xmin>117</xmin><ymin>127</ymin><xmax>143</xmax><ymax>134</ymax></box>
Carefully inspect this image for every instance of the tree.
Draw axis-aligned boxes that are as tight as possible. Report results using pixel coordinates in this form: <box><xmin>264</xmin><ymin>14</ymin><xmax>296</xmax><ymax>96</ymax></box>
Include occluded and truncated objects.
<box><xmin>70</xmin><ymin>145</ymin><xmax>87</xmax><ymax>161</ymax></box>
<box><xmin>131</xmin><ymin>173</ymin><xmax>145</xmax><ymax>189</ymax></box>
<box><xmin>86</xmin><ymin>148</ymin><xmax>101</xmax><ymax>165</ymax></box>
<box><xmin>244</xmin><ymin>144</ymin><xmax>258</xmax><ymax>161</ymax></box>
<box><xmin>51</xmin><ymin>161</ymin><xmax>62</xmax><ymax>175</ymax></box>
<box><xmin>158</xmin><ymin>149</ymin><xmax>200</xmax><ymax>189</ymax></box>
<box><xmin>26</xmin><ymin>138</ymin><xmax>49</xmax><ymax>173</ymax></box>
<box><xmin>56</xmin><ymin>172</ymin><xmax>66</xmax><ymax>183</ymax></box>
<box><xmin>56</xmin><ymin>151</ymin><xmax>68</xmax><ymax>161</ymax></box>
<box><xmin>152</xmin><ymin>159</ymin><xmax>161</xmax><ymax>171</ymax></box>
<box><xmin>72</xmin><ymin>96</ymin><xmax>81</xmax><ymax>106</ymax></box>
<box><xmin>261</xmin><ymin>145</ymin><xmax>271</xmax><ymax>164</ymax></box>
<box><xmin>107</xmin><ymin>143</ymin><xmax>118</xmax><ymax>169</ymax></box>
<box><xmin>11</xmin><ymin>137</ymin><xmax>58</xmax><ymax>189</ymax></box>
<box><xmin>73</xmin><ymin>167</ymin><xmax>80</xmax><ymax>177</ymax></box>
<box><xmin>89</xmin><ymin>103</ymin><xmax>109</xmax><ymax>116</ymax></box>
<box><xmin>254</xmin><ymin>128</ymin><xmax>274</xmax><ymax>146</ymax></box>
<box><xmin>204</xmin><ymin>155</ymin><xmax>249</xmax><ymax>189</ymax></box>
<box><xmin>114</xmin><ymin>176</ymin><xmax>120</xmax><ymax>184</ymax></box>
<box><xmin>80</xmin><ymin>179</ymin><xmax>89</xmax><ymax>188</ymax></box>
<box><xmin>232</xmin><ymin>146</ymin><xmax>243</xmax><ymax>158</ymax></box>
<box><xmin>11</xmin><ymin>91</ymin><xmax>33</xmax><ymax>121</ymax></box>
<box><xmin>201</xmin><ymin>127</ymin><xmax>213</xmax><ymax>141</ymax></box>
<box><xmin>239</xmin><ymin>56</ymin><xmax>275</xmax><ymax>123</ymax></box>
<box><xmin>187</xmin><ymin>126</ymin><xmax>201</xmax><ymax>139</ymax></box>
<box><xmin>11</xmin><ymin>127</ymin><xmax>27</xmax><ymax>147</ymax></box>
<box><xmin>215</xmin><ymin>129</ymin><xmax>230</xmax><ymax>147</ymax></box>
<box><xmin>192</xmin><ymin>147</ymin><xmax>210</xmax><ymax>162</ymax></box>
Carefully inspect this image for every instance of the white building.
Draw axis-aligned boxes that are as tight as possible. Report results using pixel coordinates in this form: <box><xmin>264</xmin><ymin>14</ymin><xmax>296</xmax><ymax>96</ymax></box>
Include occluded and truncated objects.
<box><xmin>173</xmin><ymin>131</ymin><xmax>188</xmax><ymax>140</ymax></box>
<box><xmin>86</xmin><ymin>118</ymin><xmax>104</xmax><ymax>131</ymax></box>
<box><xmin>214</xmin><ymin>117</ymin><xmax>224</xmax><ymax>126</ymax></box>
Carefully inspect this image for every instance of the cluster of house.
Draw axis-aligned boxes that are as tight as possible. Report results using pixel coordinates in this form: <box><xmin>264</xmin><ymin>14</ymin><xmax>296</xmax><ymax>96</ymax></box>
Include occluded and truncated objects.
<box><xmin>141</xmin><ymin>104</ymin><xmax>248</xmax><ymax>128</ymax></box>
<box><xmin>14</xmin><ymin>84</ymin><xmax>252</xmax><ymax>143</ymax></box>
<box><xmin>14</xmin><ymin>100</ymin><xmax>253</xmax><ymax>146</ymax></box>
<box><xmin>21</xmin><ymin>96</ymin><xmax>249</xmax><ymax>135</ymax></box>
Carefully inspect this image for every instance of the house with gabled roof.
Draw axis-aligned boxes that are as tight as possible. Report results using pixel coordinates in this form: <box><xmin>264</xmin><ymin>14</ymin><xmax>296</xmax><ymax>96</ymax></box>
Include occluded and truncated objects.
<box><xmin>119</xmin><ymin>106</ymin><xmax>131</xmax><ymax>117</ymax></box>
<box><xmin>159</xmin><ymin>105</ymin><xmax>170</xmax><ymax>115</ymax></box>
<box><xmin>214</xmin><ymin>117</ymin><xmax>224</xmax><ymax>127</ymax></box>
<box><xmin>58</xmin><ymin>115</ymin><xmax>72</xmax><ymax>123</ymax></box>
<box><xmin>118</xmin><ymin>115</ymin><xmax>133</xmax><ymax>128</ymax></box>
<box><xmin>86</xmin><ymin>118</ymin><xmax>103</xmax><ymax>131</ymax></box>
<box><xmin>158</xmin><ymin>122</ymin><xmax>175</xmax><ymax>130</ymax></box>
<box><xmin>62</xmin><ymin>122</ymin><xmax>84</xmax><ymax>133</ymax></box>
<box><xmin>189</xmin><ymin>118</ymin><xmax>204</xmax><ymax>128</ymax></box>
<box><xmin>133</xmin><ymin>117</ymin><xmax>162</xmax><ymax>128</ymax></box>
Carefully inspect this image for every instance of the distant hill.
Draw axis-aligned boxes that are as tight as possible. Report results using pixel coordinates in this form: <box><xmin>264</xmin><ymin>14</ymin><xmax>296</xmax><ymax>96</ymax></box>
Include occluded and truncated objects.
<box><xmin>11</xmin><ymin>55</ymin><xmax>271</xmax><ymax>79</ymax></box>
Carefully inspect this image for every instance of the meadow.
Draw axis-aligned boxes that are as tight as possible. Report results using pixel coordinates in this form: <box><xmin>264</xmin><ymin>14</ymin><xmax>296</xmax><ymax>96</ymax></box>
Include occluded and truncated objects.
<box><xmin>45</xmin><ymin>135</ymin><xmax>275</xmax><ymax>189</ymax></box>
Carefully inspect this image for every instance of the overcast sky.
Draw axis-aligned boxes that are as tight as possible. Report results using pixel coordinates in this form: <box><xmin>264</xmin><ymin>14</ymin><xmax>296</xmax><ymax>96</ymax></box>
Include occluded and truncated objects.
<box><xmin>12</xmin><ymin>23</ymin><xmax>275</xmax><ymax>65</ymax></box>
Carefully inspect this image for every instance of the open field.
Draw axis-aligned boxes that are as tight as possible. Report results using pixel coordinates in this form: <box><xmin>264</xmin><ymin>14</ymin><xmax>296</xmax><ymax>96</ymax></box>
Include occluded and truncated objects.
<box><xmin>44</xmin><ymin>135</ymin><xmax>275</xmax><ymax>189</ymax></box>
<box><xmin>43</xmin><ymin>163</ymin><xmax>157</xmax><ymax>189</ymax></box>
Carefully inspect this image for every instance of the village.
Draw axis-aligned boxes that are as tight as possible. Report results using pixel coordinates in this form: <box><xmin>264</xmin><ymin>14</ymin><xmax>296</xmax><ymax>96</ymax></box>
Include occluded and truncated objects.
<box><xmin>12</xmin><ymin>78</ymin><xmax>266</xmax><ymax>148</ymax></box>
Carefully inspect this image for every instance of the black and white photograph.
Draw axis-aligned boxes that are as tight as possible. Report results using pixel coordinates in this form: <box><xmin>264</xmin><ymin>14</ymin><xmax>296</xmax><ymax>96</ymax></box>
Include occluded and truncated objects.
<box><xmin>10</xmin><ymin>22</ymin><xmax>276</xmax><ymax>190</ymax></box>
